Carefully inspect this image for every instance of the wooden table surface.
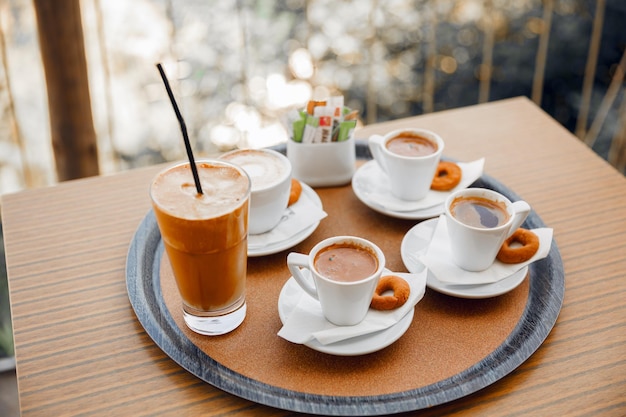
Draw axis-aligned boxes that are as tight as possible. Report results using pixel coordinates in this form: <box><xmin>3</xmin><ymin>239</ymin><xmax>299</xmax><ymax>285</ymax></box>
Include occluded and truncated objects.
<box><xmin>2</xmin><ymin>97</ymin><xmax>625</xmax><ymax>416</ymax></box>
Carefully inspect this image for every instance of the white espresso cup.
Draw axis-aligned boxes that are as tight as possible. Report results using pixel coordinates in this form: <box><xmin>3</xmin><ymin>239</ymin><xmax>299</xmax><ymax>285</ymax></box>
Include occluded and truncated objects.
<box><xmin>286</xmin><ymin>236</ymin><xmax>385</xmax><ymax>326</ymax></box>
<box><xmin>368</xmin><ymin>128</ymin><xmax>444</xmax><ymax>201</ymax></box>
<box><xmin>220</xmin><ymin>148</ymin><xmax>292</xmax><ymax>235</ymax></box>
<box><xmin>444</xmin><ymin>188</ymin><xmax>531</xmax><ymax>271</ymax></box>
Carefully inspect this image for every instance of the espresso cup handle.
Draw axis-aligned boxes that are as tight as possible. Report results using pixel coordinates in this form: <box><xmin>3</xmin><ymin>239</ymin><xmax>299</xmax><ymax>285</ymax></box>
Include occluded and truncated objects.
<box><xmin>368</xmin><ymin>135</ymin><xmax>388</xmax><ymax>174</ymax></box>
<box><xmin>507</xmin><ymin>200</ymin><xmax>531</xmax><ymax>237</ymax></box>
<box><xmin>287</xmin><ymin>252</ymin><xmax>319</xmax><ymax>300</ymax></box>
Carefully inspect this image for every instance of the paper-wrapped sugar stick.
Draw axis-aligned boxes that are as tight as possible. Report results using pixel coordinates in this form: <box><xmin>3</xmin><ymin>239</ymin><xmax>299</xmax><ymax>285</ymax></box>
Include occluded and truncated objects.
<box><xmin>306</xmin><ymin>100</ymin><xmax>326</xmax><ymax>115</ymax></box>
<box><xmin>302</xmin><ymin>114</ymin><xmax>319</xmax><ymax>144</ymax></box>
<box><xmin>329</xmin><ymin>96</ymin><xmax>344</xmax><ymax>121</ymax></box>
<box><xmin>336</xmin><ymin>119</ymin><xmax>357</xmax><ymax>141</ymax></box>
<box><xmin>344</xmin><ymin>109</ymin><xmax>359</xmax><ymax>120</ymax></box>
<box><xmin>314</xmin><ymin>106</ymin><xmax>333</xmax><ymax>143</ymax></box>
<box><xmin>292</xmin><ymin>117</ymin><xmax>305</xmax><ymax>142</ymax></box>
<box><xmin>328</xmin><ymin>96</ymin><xmax>344</xmax><ymax>141</ymax></box>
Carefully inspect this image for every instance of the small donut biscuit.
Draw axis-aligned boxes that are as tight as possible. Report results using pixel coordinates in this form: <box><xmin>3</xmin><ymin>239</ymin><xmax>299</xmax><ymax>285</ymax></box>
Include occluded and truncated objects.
<box><xmin>431</xmin><ymin>161</ymin><xmax>462</xmax><ymax>191</ymax></box>
<box><xmin>288</xmin><ymin>178</ymin><xmax>302</xmax><ymax>206</ymax></box>
<box><xmin>370</xmin><ymin>275</ymin><xmax>411</xmax><ymax>311</ymax></box>
<box><xmin>497</xmin><ymin>228</ymin><xmax>540</xmax><ymax>264</ymax></box>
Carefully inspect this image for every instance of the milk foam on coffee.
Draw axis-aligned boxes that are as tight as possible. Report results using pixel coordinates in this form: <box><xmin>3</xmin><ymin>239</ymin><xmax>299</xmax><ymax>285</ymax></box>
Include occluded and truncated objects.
<box><xmin>151</xmin><ymin>162</ymin><xmax>250</xmax><ymax>220</ymax></box>
<box><xmin>222</xmin><ymin>149</ymin><xmax>289</xmax><ymax>191</ymax></box>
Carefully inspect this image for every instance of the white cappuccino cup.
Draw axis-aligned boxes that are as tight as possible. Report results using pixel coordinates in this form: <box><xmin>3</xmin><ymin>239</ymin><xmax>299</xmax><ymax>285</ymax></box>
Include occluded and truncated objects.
<box><xmin>220</xmin><ymin>148</ymin><xmax>292</xmax><ymax>234</ymax></box>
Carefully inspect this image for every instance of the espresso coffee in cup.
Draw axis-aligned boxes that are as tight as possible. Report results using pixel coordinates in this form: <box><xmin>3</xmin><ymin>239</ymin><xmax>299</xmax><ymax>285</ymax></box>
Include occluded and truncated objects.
<box><xmin>444</xmin><ymin>188</ymin><xmax>531</xmax><ymax>271</ymax></box>
<box><xmin>386</xmin><ymin>132</ymin><xmax>438</xmax><ymax>157</ymax></box>
<box><xmin>313</xmin><ymin>242</ymin><xmax>379</xmax><ymax>283</ymax></box>
<box><xmin>287</xmin><ymin>236</ymin><xmax>385</xmax><ymax>326</ymax></box>
<box><xmin>449</xmin><ymin>196</ymin><xmax>510</xmax><ymax>229</ymax></box>
<box><xmin>220</xmin><ymin>148</ymin><xmax>292</xmax><ymax>235</ymax></box>
<box><xmin>368</xmin><ymin>128</ymin><xmax>444</xmax><ymax>201</ymax></box>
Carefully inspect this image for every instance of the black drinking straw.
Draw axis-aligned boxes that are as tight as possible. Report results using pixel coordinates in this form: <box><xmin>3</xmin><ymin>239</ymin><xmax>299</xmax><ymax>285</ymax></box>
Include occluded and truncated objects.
<box><xmin>156</xmin><ymin>63</ymin><xmax>203</xmax><ymax>195</ymax></box>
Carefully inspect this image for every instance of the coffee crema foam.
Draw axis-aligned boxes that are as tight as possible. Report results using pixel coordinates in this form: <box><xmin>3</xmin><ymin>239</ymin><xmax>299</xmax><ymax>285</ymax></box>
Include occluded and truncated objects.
<box><xmin>450</xmin><ymin>196</ymin><xmax>510</xmax><ymax>229</ymax></box>
<box><xmin>221</xmin><ymin>150</ymin><xmax>289</xmax><ymax>191</ymax></box>
<box><xmin>386</xmin><ymin>132</ymin><xmax>438</xmax><ymax>157</ymax></box>
<box><xmin>151</xmin><ymin>162</ymin><xmax>249</xmax><ymax>220</ymax></box>
<box><xmin>314</xmin><ymin>243</ymin><xmax>378</xmax><ymax>282</ymax></box>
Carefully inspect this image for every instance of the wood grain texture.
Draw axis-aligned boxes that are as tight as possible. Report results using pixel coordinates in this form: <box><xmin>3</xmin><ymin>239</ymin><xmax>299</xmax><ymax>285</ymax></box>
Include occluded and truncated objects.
<box><xmin>2</xmin><ymin>97</ymin><xmax>625</xmax><ymax>416</ymax></box>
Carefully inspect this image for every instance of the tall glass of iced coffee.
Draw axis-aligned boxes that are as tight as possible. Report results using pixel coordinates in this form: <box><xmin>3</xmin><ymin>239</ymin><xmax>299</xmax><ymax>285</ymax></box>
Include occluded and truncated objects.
<box><xmin>150</xmin><ymin>160</ymin><xmax>251</xmax><ymax>335</ymax></box>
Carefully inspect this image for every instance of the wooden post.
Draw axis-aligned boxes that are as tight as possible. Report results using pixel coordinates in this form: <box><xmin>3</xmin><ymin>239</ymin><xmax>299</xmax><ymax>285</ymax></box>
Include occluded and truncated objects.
<box><xmin>32</xmin><ymin>0</ymin><xmax>100</xmax><ymax>181</ymax></box>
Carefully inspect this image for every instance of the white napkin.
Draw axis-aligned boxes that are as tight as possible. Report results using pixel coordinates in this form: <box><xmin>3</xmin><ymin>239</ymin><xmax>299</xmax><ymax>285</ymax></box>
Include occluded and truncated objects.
<box><xmin>248</xmin><ymin>189</ymin><xmax>327</xmax><ymax>248</ymax></box>
<box><xmin>364</xmin><ymin>159</ymin><xmax>485</xmax><ymax>212</ymax></box>
<box><xmin>278</xmin><ymin>271</ymin><xmax>427</xmax><ymax>345</ymax></box>
<box><xmin>418</xmin><ymin>215</ymin><xmax>553</xmax><ymax>285</ymax></box>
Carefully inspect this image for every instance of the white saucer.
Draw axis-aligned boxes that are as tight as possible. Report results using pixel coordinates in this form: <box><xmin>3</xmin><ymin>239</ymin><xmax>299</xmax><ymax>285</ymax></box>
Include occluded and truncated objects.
<box><xmin>351</xmin><ymin>160</ymin><xmax>445</xmax><ymax>220</ymax></box>
<box><xmin>400</xmin><ymin>218</ymin><xmax>528</xmax><ymax>299</ymax></box>
<box><xmin>278</xmin><ymin>277</ymin><xmax>414</xmax><ymax>356</ymax></box>
<box><xmin>248</xmin><ymin>183</ymin><xmax>322</xmax><ymax>257</ymax></box>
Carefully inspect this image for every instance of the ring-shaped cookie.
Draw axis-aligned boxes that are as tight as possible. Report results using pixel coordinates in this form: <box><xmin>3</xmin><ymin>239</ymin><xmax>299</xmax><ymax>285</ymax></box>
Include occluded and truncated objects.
<box><xmin>288</xmin><ymin>178</ymin><xmax>302</xmax><ymax>206</ymax></box>
<box><xmin>431</xmin><ymin>161</ymin><xmax>462</xmax><ymax>191</ymax></box>
<box><xmin>430</xmin><ymin>161</ymin><xmax>463</xmax><ymax>191</ymax></box>
<box><xmin>497</xmin><ymin>228</ymin><xmax>540</xmax><ymax>264</ymax></box>
<box><xmin>370</xmin><ymin>275</ymin><xmax>411</xmax><ymax>311</ymax></box>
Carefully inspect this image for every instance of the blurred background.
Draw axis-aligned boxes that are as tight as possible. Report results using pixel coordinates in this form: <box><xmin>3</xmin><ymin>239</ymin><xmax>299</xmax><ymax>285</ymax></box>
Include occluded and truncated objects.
<box><xmin>0</xmin><ymin>0</ymin><xmax>625</xmax><ymax>390</ymax></box>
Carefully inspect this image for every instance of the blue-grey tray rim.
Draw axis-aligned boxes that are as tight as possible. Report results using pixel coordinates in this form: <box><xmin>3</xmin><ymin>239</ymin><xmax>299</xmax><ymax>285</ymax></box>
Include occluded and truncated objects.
<box><xmin>125</xmin><ymin>140</ymin><xmax>564</xmax><ymax>415</ymax></box>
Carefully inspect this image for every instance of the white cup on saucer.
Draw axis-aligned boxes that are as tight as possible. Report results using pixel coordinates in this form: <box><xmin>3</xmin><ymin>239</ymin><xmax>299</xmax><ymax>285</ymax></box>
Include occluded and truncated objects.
<box><xmin>220</xmin><ymin>148</ymin><xmax>292</xmax><ymax>235</ymax></box>
<box><xmin>444</xmin><ymin>188</ymin><xmax>531</xmax><ymax>272</ymax></box>
<box><xmin>368</xmin><ymin>128</ymin><xmax>444</xmax><ymax>201</ymax></box>
<box><xmin>286</xmin><ymin>236</ymin><xmax>385</xmax><ymax>326</ymax></box>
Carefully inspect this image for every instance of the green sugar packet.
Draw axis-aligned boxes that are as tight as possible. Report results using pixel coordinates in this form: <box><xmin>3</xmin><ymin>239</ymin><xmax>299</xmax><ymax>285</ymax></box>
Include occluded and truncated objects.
<box><xmin>336</xmin><ymin>119</ymin><xmax>357</xmax><ymax>142</ymax></box>
<box><xmin>292</xmin><ymin>118</ymin><xmax>305</xmax><ymax>142</ymax></box>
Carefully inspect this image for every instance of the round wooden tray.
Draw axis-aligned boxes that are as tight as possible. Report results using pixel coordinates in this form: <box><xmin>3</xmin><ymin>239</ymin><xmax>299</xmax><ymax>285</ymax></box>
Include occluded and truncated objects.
<box><xmin>126</xmin><ymin>142</ymin><xmax>564</xmax><ymax>415</ymax></box>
